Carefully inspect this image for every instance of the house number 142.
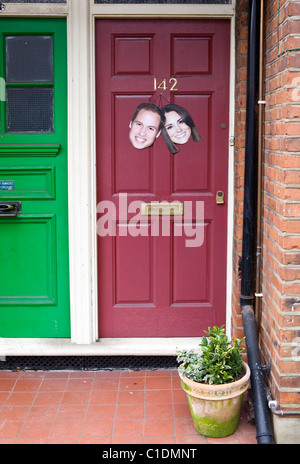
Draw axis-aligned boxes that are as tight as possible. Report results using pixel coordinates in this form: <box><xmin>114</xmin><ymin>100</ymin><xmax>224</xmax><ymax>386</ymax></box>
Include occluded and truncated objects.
<box><xmin>154</xmin><ymin>78</ymin><xmax>178</xmax><ymax>92</ymax></box>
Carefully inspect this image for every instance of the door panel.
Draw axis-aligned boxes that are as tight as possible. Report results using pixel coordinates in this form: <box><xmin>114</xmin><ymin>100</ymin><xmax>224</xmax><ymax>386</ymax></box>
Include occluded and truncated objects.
<box><xmin>96</xmin><ymin>19</ymin><xmax>230</xmax><ymax>337</ymax></box>
<box><xmin>115</xmin><ymin>227</ymin><xmax>153</xmax><ymax>305</ymax></box>
<box><xmin>0</xmin><ymin>216</ymin><xmax>57</xmax><ymax>305</ymax></box>
<box><xmin>0</xmin><ymin>19</ymin><xmax>70</xmax><ymax>337</ymax></box>
<box><xmin>172</xmin><ymin>222</ymin><xmax>210</xmax><ymax>304</ymax></box>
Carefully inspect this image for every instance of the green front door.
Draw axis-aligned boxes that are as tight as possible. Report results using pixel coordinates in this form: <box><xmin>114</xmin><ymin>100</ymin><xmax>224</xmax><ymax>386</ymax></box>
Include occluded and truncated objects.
<box><xmin>0</xmin><ymin>18</ymin><xmax>70</xmax><ymax>337</ymax></box>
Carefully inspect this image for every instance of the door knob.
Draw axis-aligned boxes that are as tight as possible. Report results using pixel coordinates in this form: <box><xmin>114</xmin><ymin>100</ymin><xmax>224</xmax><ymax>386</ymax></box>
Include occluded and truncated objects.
<box><xmin>216</xmin><ymin>191</ymin><xmax>225</xmax><ymax>205</ymax></box>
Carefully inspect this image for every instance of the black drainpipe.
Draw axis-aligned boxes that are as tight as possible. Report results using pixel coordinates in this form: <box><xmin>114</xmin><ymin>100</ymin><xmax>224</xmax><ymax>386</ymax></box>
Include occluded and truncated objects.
<box><xmin>240</xmin><ymin>0</ymin><xmax>274</xmax><ymax>445</ymax></box>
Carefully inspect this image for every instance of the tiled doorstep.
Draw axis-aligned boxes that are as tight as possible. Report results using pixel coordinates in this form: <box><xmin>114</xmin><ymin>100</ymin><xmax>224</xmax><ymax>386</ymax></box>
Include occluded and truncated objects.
<box><xmin>0</xmin><ymin>369</ymin><xmax>257</xmax><ymax>445</ymax></box>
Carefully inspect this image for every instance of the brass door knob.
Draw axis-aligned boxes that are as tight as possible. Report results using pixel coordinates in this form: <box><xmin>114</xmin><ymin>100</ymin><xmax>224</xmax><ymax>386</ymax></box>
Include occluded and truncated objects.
<box><xmin>216</xmin><ymin>191</ymin><xmax>225</xmax><ymax>205</ymax></box>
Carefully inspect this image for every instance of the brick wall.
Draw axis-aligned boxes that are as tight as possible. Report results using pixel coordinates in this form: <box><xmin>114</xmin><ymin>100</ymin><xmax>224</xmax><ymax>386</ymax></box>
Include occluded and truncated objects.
<box><xmin>233</xmin><ymin>0</ymin><xmax>300</xmax><ymax>410</ymax></box>
<box><xmin>263</xmin><ymin>0</ymin><xmax>300</xmax><ymax>410</ymax></box>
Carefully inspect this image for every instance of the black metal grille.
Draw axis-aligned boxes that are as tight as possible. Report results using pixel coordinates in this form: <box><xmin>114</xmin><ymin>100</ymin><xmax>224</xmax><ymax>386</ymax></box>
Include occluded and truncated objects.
<box><xmin>6</xmin><ymin>35</ymin><xmax>53</xmax><ymax>83</ymax></box>
<box><xmin>6</xmin><ymin>87</ymin><xmax>54</xmax><ymax>133</ymax></box>
<box><xmin>0</xmin><ymin>356</ymin><xmax>178</xmax><ymax>372</ymax></box>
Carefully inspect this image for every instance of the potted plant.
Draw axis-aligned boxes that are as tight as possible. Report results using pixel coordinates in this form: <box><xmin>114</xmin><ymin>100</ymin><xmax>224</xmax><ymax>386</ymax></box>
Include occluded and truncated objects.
<box><xmin>176</xmin><ymin>325</ymin><xmax>250</xmax><ymax>438</ymax></box>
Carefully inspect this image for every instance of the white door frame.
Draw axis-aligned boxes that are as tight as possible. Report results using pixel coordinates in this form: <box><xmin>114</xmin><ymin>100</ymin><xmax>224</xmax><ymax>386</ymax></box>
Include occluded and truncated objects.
<box><xmin>88</xmin><ymin>0</ymin><xmax>236</xmax><ymax>345</ymax></box>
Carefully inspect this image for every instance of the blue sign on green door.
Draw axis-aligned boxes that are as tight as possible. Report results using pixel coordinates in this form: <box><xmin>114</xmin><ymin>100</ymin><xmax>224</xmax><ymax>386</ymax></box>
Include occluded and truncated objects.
<box><xmin>0</xmin><ymin>18</ymin><xmax>70</xmax><ymax>337</ymax></box>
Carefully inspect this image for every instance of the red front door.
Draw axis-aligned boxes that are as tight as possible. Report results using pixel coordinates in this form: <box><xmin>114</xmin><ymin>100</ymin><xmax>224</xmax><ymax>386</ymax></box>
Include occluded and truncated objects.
<box><xmin>96</xmin><ymin>19</ymin><xmax>230</xmax><ymax>337</ymax></box>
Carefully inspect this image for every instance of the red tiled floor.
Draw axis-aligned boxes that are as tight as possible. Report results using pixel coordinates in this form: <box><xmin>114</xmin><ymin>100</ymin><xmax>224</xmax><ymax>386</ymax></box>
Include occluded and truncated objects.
<box><xmin>0</xmin><ymin>369</ymin><xmax>257</xmax><ymax>445</ymax></box>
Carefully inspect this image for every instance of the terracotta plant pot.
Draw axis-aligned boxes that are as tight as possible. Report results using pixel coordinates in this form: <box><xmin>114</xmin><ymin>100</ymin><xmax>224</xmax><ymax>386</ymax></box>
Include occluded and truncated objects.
<box><xmin>179</xmin><ymin>362</ymin><xmax>251</xmax><ymax>438</ymax></box>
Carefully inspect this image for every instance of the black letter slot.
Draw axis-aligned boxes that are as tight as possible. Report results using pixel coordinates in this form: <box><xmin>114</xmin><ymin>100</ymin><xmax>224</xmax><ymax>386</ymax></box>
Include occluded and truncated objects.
<box><xmin>0</xmin><ymin>202</ymin><xmax>22</xmax><ymax>217</ymax></box>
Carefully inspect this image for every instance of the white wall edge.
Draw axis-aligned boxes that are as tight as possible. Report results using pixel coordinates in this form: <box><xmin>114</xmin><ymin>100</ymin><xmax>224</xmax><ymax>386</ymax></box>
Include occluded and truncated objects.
<box><xmin>0</xmin><ymin>3</ymin><xmax>69</xmax><ymax>16</ymax></box>
<box><xmin>68</xmin><ymin>0</ymin><xmax>94</xmax><ymax>344</ymax></box>
<box><xmin>226</xmin><ymin>16</ymin><xmax>236</xmax><ymax>340</ymax></box>
<box><xmin>0</xmin><ymin>338</ymin><xmax>200</xmax><ymax>357</ymax></box>
<box><xmin>90</xmin><ymin>11</ymin><xmax>99</xmax><ymax>344</ymax></box>
<box><xmin>90</xmin><ymin>3</ymin><xmax>235</xmax><ymax>18</ymax></box>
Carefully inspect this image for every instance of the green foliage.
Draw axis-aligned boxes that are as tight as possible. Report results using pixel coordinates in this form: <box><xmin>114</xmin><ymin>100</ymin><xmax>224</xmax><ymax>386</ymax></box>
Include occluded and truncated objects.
<box><xmin>176</xmin><ymin>326</ymin><xmax>245</xmax><ymax>385</ymax></box>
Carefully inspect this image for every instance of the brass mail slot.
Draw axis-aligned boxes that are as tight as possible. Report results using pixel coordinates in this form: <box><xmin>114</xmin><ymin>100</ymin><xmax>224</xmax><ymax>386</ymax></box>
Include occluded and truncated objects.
<box><xmin>141</xmin><ymin>201</ymin><xmax>184</xmax><ymax>216</ymax></box>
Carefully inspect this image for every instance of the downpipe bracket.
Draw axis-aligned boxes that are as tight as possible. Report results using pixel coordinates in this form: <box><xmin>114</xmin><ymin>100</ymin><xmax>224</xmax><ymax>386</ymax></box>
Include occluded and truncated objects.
<box><xmin>250</xmin><ymin>363</ymin><xmax>271</xmax><ymax>376</ymax></box>
<box><xmin>262</xmin><ymin>364</ymin><xmax>271</xmax><ymax>375</ymax></box>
